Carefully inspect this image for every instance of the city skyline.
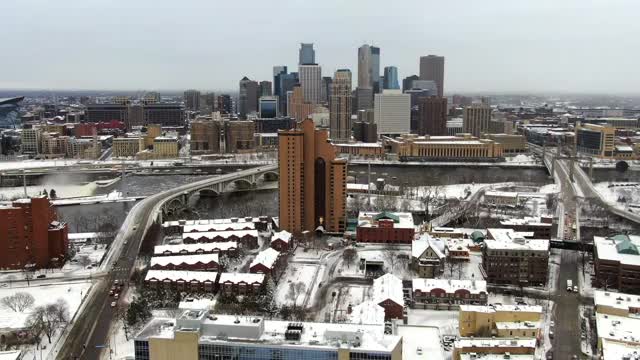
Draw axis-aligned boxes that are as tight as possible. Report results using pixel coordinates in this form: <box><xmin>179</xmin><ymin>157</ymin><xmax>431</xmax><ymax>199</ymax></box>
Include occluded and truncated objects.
<box><xmin>2</xmin><ymin>0</ymin><xmax>640</xmax><ymax>94</ymax></box>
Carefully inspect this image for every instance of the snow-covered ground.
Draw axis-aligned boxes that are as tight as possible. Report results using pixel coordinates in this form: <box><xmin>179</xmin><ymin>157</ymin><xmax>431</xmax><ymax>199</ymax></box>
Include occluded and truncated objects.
<box><xmin>0</xmin><ymin>181</ymin><xmax>97</xmax><ymax>200</ymax></box>
<box><xmin>594</xmin><ymin>182</ymin><xmax>640</xmax><ymax>211</ymax></box>
<box><xmin>504</xmin><ymin>154</ymin><xmax>539</xmax><ymax>164</ymax></box>
<box><xmin>407</xmin><ymin>309</ymin><xmax>459</xmax><ymax>335</ymax></box>
<box><xmin>274</xmin><ymin>263</ymin><xmax>319</xmax><ymax>307</ymax></box>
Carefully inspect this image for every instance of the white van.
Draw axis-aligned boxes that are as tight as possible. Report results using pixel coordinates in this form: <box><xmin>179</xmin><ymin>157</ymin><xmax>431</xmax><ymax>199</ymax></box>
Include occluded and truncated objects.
<box><xmin>567</xmin><ymin>279</ymin><xmax>573</xmax><ymax>291</ymax></box>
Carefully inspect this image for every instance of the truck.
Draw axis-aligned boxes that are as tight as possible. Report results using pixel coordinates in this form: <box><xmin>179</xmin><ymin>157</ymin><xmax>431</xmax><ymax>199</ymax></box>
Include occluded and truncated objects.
<box><xmin>567</xmin><ymin>279</ymin><xmax>573</xmax><ymax>291</ymax></box>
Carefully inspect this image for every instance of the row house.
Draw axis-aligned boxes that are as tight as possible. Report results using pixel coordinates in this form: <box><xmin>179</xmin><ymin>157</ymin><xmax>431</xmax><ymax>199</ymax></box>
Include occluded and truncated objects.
<box><xmin>153</xmin><ymin>241</ymin><xmax>238</xmax><ymax>257</ymax></box>
<box><xmin>372</xmin><ymin>273</ymin><xmax>405</xmax><ymax>320</ymax></box>
<box><xmin>271</xmin><ymin>230</ymin><xmax>293</xmax><ymax>252</ymax></box>
<box><xmin>150</xmin><ymin>254</ymin><xmax>220</xmax><ymax>272</ymax></box>
<box><xmin>249</xmin><ymin>248</ymin><xmax>283</xmax><ymax>277</ymax></box>
<box><xmin>162</xmin><ymin>217</ymin><xmax>269</xmax><ymax>235</ymax></box>
<box><xmin>412</xmin><ymin>278</ymin><xmax>488</xmax><ymax>308</ymax></box>
<box><xmin>144</xmin><ymin>270</ymin><xmax>265</xmax><ymax>295</ymax></box>
<box><xmin>182</xmin><ymin>230</ymin><xmax>259</xmax><ymax>249</ymax></box>
<box><xmin>218</xmin><ymin>273</ymin><xmax>266</xmax><ymax>296</ymax></box>
<box><xmin>183</xmin><ymin>222</ymin><xmax>256</xmax><ymax>233</ymax></box>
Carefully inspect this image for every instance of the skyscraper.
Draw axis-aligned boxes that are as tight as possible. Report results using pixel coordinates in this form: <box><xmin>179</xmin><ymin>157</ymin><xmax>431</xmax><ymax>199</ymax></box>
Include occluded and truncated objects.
<box><xmin>329</xmin><ymin>69</ymin><xmax>353</xmax><ymax>141</ymax></box>
<box><xmin>383</xmin><ymin>66</ymin><xmax>400</xmax><ymax>90</ymax></box>
<box><xmin>278</xmin><ymin>118</ymin><xmax>346</xmax><ymax>234</ymax></box>
<box><xmin>259</xmin><ymin>81</ymin><xmax>273</xmax><ymax>97</ymax></box>
<box><xmin>183</xmin><ymin>89</ymin><xmax>201</xmax><ymax>111</ymax></box>
<box><xmin>259</xmin><ymin>96</ymin><xmax>279</xmax><ymax>118</ymax></box>
<box><xmin>321</xmin><ymin>76</ymin><xmax>333</xmax><ymax>104</ymax></box>
<box><xmin>273</xmin><ymin>66</ymin><xmax>287</xmax><ymax>100</ymax></box>
<box><xmin>417</xmin><ymin>96</ymin><xmax>448</xmax><ymax>136</ymax></box>
<box><xmin>355</xmin><ymin>87</ymin><xmax>374</xmax><ymax>111</ymax></box>
<box><xmin>279</xmin><ymin>72</ymin><xmax>298</xmax><ymax>116</ymax></box>
<box><xmin>299</xmin><ymin>43</ymin><xmax>315</xmax><ymax>65</ymax></box>
<box><xmin>402</xmin><ymin>75</ymin><xmax>419</xmax><ymax>93</ymax></box>
<box><xmin>463</xmin><ymin>104</ymin><xmax>493</xmax><ymax>137</ymax></box>
<box><xmin>357</xmin><ymin>44</ymin><xmax>381</xmax><ymax>92</ymax></box>
<box><xmin>239</xmin><ymin>77</ymin><xmax>259</xmax><ymax>119</ymax></box>
<box><xmin>287</xmin><ymin>85</ymin><xmax>314</xmax><ymax>122</ymax></box>
<box><xmin>419</xmin><ymin>55</ymin><xmax>445</xmax><ymax>97</ymax></box>
<box><xmin>374</xmin><ymin>90</ymin><xmax>410</xmax><ymax>135</ymax></box>
<box><xmin>217</xmin><ymin>95</ymin><xmax>232</xmax><ymax>114</ymax></box>
<box><xmin>298</xmin><ymin>64</ymin><xmax>322</xmax><ymax>104</ymax></box>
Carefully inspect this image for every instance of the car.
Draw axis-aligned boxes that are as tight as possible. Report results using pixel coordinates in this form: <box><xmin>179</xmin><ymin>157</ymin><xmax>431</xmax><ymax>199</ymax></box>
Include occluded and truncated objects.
<box><xmin>124</xmin><ymin>240</ymin><xmax>128</xmax><ymax>245</ymax></box>
<box><xmin>573</xmin><ymin>285</ymin><xmax>578</xmax><ymax>292</ymax></box>
<box><xmin>110</xmin><ymin>301</ymin><xmax>116</xmax><ymax>307</ymax></box>
<box><xmin>109</xmin><ymin>290</ymin><xmax>114</xmax><ymax>296</ymax></box>
<box><xmin>114</xmin><ymin>293</ymin><xmax>119</xmax><ymax>300</ymax></box>
<box><xmin>114</xmin><ymin>280</ymin><xmax>119</xmax><ymax>285</ymax></box>
<box><xmin>416</xmin><ymin>347</ymin><xmax>423</xmax><ymax>355</ymax></box>
<box><xmin>36</xmin><ymin>274</ymin><xmax>46</xmax><ymax>279</ymax></box>
<box><xmin>550</xmin><ymin>321</ymin><xmax>555</xmax><ymax>328</ymax></box>
<box><xmin>549</xmin><ymin>331</ymin><xmax>554</xmax><ymax>339</ymax></box>
<box><xmin>132</xmin><ymin>226</ymin><xmax>138</xmax><ymax>231</ymax></box>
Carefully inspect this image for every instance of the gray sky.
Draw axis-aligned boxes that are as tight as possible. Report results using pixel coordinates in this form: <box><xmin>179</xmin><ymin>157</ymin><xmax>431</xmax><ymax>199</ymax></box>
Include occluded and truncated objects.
<box><xmin>2</xmin><ymin>0</ymin><xmax>639</xmax><ymax>94</ymax></box>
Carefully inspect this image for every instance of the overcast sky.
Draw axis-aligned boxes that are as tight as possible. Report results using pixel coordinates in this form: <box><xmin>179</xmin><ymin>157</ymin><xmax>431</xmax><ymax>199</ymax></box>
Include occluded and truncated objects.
<box><xmin>1</xmin><ymin>0</ymin><xmax>639</xmax><ymax>94</ymax></box>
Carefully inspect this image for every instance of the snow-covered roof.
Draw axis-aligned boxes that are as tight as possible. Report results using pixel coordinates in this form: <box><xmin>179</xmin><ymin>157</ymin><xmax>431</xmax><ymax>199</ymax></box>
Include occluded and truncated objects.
<box><xmin>459</xmin><ymin>355</ymin><xmax>533</xmax><ymax>360</ymax></box>
<box><xmin>357</xmin><ymin>211</ymin><xmax>414</xmax><ymax>229</ymax></box>
<box><xmin>396</xmin><ymin>325</ymin><xmax>444</xmax><ymax>360</ymax></box>
<box><xmin>335</xmin><ymin>142</ymin><xmax>383</xmax><ymax>148</ymax></box>
<box><xmin>596</xmin><ymin>312</ymin><xmax>640</xmax><ymax>344</ymax></box>
<box><xmin>485</xmin><ymin>191</ymin><xmax>519</xmax><ymax>198</ymax></box>
<box><xmin>494</xmin><ymin>321</ymin><xmax>541</xmax><ymax>331</ymax></box>
<box><xmin>68</xmin><ymin>232</ymin><xmax>111</xmax><ymax>240</ymax></box>
<box><xmin>178</xmin><ymin>298</ymin><xmax>215</xmax><ymax>310</ymax></box>
<box><xmin>0</xmin><ymin>351</ymin><xmax>22</xmax><ymax>360</ymax></box>
<box><xmin>250</xmin><ymin>248</ymin><xmax>280</xmax><ymax>269</ymax></box>
<box><xmin>162</xmin><ymin>217</ymin><xmax>262</xmax><ymax>228</ymax></box>
<box><xmin>412</xmin><ymin>278</ymin><xmax>487</xmax><ymax>295</ymax></box>
<box><xmin>454</xmin><ymin>338</ymin><xmax>536</xmax><ymax>350</ymax></box>
<box><xmin>271</xmin><ymin>230</ymin><xmax>292</xmax><ymax>244</ymax></box>
<box><xmin>183</xmin><ymin>222</ymin><xmax>255</xmax><ymax>233</ymax></box>
<box><xmin>182</xmin><ymin>230</ymin><xmax>259</xmax><ymax>241</ymax></box>
<box><xmin>154</xmin><ymin>241</ymin><xmax>237</xmax><ymax>255</ymax></box>
<box><xmin>616</xmin><ymin>145</ymin><xmax>634</xmax><ymax>152</ymax></box>
<box><xmin>412</xmin><ymin>234</ymin><xmax>445</xmax><ymax>259</ymax></box>
<box><xmin>372</xmin><ymin>273</ymin><xmax>404</xmax><ymax>307</ymax></box>
<box><xmin>594</xmin><ymin>290</ymin><xmax>640</xmax><ymax>315</ymax></box>
<box><xmin>594</xmin><ymin>235</ymin><xmax>640</xmax><ymax>267</ymax></box>
<box><xmin>485</xmin><ymin>229</ymin><xmax>549</xmax><ymax>251</ymax></box>
<box><xmin>601</xmin><ymin>338</ymin><xmax>640</xmax><ymax>360</ymax></box>
<box><xmin>145</xmin><ymin>270</ymin><xmax>217</xmax><ymax>283</ymax></box>
<box><xmin>500</xmin><ymin>217</ymin><xmax>552</xmax><ymax>227</ymax></box>
<box><xmin>460</xmin><ymin>304</ymin><xmax>543</xmax><ymax>314</ymax></box>
<box><xmin>150</xmin><ymin>253</ymin><xmax>219</xmax><ymax>267</ymax></box>
<box><xmin>349</xmin><ymin>300</ymin><xmax>386</xmax><ymax>325</ymax></box>
<box><xmin>218</xmin><ymin>272</ymin><xmax>265</xmax><ymax>285</ymax></box>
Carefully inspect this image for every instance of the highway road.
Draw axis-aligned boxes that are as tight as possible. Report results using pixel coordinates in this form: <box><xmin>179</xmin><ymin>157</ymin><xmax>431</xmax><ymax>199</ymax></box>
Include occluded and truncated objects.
<box><xmin>56</xmin><ymin>164</ymin><xmax>276</xmax><ymax>360</ymax></box>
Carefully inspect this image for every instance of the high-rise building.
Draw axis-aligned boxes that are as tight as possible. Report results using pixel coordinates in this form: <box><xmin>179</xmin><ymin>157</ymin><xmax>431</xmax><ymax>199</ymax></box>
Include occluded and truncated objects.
<box><xmin>278</xmin><ymin>118</ymin><xmax>347</xmax><ymax>234</ymax></box>
<box><xmin>357</xmin><ymin>44</ymin><xmax>381</xmax><ymax>92</ymax></box>
<box><xmin>383</xmin><ymin>66</ymin><xmax>400</xmax><ymax>89</ymax></box>
<box><xmin>216</xmin><ymin>95</ymin><xmax>232</xmax><ymax>114</ymax></box>
<box><xmin>298</xmin><ymin>64</ymin><xmax>322</xmax><ymax>105</ymax></box>
<box><xmin>287</xmin><ymin>85</ymin><xmax>315</xmax><ymax>122</ymax></box>
<box><xmin>259</xmin><ymin>96</ymin><xmax>279</xmax><ymax>118</ymax></box>
<box><xmin>298</xmin><ymin>43</ymin><xmax>315</xmax><ymax>65</ymax></box>
<box><xmin>417</xmin><ymin>96</ymin><xmax>448</xmax><ymax>136</ymax></box>
<box><xmin>402</xmin><ymin>75</ymin><xmax>419</xmax><ymax>93</ymax></box>
<box><xmin>273</xmin><ymin>66</ymin><xmax>287</xmax><ymax>100</ymax></box>
<box><xmin>355</xmin><ymin>87</ymin><xmax>374</xmax><ymax>111</ymax></box>
<box><xmin>278</xmin><ymin>72</ymin><xmax>298</xmax><ymax>116</ymax></box>
<box><xmin>463</xmin><ymin>104</ymin><xmax>493</xmax><ymax>137</ymax></box>
<box><xmin>142</xmin><ymin>103</ymin><xmax>185</xmax><ymax>127</ymax></box>
<box><xmin>183</xmin><ymin>90</ymin><xmax>201</xmax><ymax>111</ymax></box>
<box><xmin>199</xmin><ymin>92</ymin><xmax>216</xmax><ymax>113</ymax></box>
<box><xmin>329</xmin><ymin>69</ymin><xmax>353</xmax><ymax>141</ymax></box>
<box><xmin>224</xmin><ymin>120</ymin><xmax>255</xmax><ymax>153</ymax></box>
<box><xmin>21</xmin><ymin>128</ymin><xmax>41</xmax><ymax>155</ymax></box>
<box><xmin>374</xmin><ymin>90</ymin><xmax>410</xmax><ymax>135</ymax></box>
<box><xmin>86</xmin><ymin>103</ymin><xmax>128</xmax><ymax>123</ymax></box>
<box><xmin>411</xmin><ymin>80</ymin><xmax>438</xmax><ymax>93</ymax></box>
<box><xmin>321</xmin><ymin>76</ymin><xmax>333</xmax><ymax>104</ymax></box>
<box><xmin>419</xmin><ymin>55</ymin><xmax>445</xmax><ymax>97</ymax></box>
<box><xmin>190</xmin><ymin>117</ymin><xmax>221</xmax><ymax>154</ymax></box>
<box><xmin>238</xmin><ymin>77</ymin><xmax>259</xmax><ymax>119</ymax></box>
<box><xmin>0</xmin><ymin>197</ymin><xmax>68</xmax><ymax>269</ymax></box>
<box><xmin>259</xmin><ymin>81</ymin><xmax>272</xmax><ymax>97</ymax></box>
<box><xmin>0</xmin><ymin>97</ymin><xmax>24</xmax><ymax>129</ymax></box>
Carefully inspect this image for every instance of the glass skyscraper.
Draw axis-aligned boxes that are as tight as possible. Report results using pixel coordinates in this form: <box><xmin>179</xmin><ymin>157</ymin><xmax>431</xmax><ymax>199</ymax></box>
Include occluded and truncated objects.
<box><xmin>383</xmin><ymin>66</ymin><xmax>399</xmax><ymax>90</ymax></box>
<box><xmin>299</xmin><ymin>43</ymin><xmax>315</xmax><ymax>65</ymax></box>
<box><xmin>0</xmin><ymin>97</ymin><xmax>24</xmax><ymax>129</ymax></box>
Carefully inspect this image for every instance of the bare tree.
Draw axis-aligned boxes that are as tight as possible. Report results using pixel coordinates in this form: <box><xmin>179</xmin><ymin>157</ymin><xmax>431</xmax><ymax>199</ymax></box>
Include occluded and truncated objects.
<box><xmin>286</xmin><ymin>282</ymin><xmax>306</xmax><ymax>309</ymax></box>
<box><xmin>1</xmin><ymin>292</ymin><xmax>35</xmax><ymax>312</ymax></box>
<box><xmin>421</xmin><ymin>185</ymin><xmax>443</xmax><ymax>220</ymax></box>
<box><xmin>342</xmin><ymin>248</ymin><xmax>357</xmax><ymax>269</ymax></box>
<box><xmin>383</xmin><ymin>249</ymin><xmax>398</xmax><ymax>272</ymax></box>
<box><xmin>26</xmin><ymin>299</ymin><xmax>69</xmax><ymax>343</ymax></box>
<box><xmin>77</xmin><ymin>255</ymin><xmax>92</xmax><ymax>269</ymax></box>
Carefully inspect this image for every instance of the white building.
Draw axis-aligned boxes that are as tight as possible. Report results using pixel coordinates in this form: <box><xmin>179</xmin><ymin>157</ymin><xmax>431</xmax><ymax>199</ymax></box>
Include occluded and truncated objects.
<box><xmin>374</xmin><ymin>90</ymin><xmax>410</xmax><ymax>135</ymax></box>
<box><xmin>298</xmin><ymin>64</ymin><xmax>322</xmax><ymax>104</ymax></box>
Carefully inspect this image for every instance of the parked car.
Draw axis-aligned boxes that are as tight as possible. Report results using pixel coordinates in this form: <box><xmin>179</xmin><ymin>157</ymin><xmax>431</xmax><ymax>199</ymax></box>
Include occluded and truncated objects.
<box><xmin>36</xmin><ymin>274</ymin><xmax>46</xmax><ymax>279</ymax></box>
<box><xmin>110</xmin><ymin>301</ymin><xmax>116</xmax><ymax>307</ymax></box>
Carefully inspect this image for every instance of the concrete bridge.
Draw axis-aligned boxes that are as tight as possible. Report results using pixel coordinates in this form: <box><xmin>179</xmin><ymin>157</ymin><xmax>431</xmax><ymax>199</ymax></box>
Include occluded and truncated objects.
<box><xmin>160</xmin><ymin>164</ymin><xmax>278</xmax><ymax>218</ymax></box>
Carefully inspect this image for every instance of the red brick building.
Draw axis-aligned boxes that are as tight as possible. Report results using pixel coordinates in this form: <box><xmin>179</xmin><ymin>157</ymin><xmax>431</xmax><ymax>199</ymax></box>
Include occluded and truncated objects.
<box><xmin>218</xmin><ymin>273</ymin><xmax>266</xmax><ymax>295</ymax></box>
<box><xmin>249</xmin><ymin>248</ymin><xmax>282</xmax><ymax>276</ymax></box>
<box><xmin>270</xmin><ymin>230</ymin><xmax>293</xmax><ymax>252</ymax></box>
<box><xmin>373</xmin><ymin>273</ymin><xmax>405</xmax><ymax>320</ymax></box>
<box><xmin>182</xmin><ymin>230</ymin><xmax>259</xmax><ymax>249</ymax></box>
<box><xmin>74</xmin><ymin>123</ymin><xmax>98</xmax><ymax>137</ymax></box>
<box><xmin>0</xmin><ymin>197</ymin><xmax>68</xmax><ymax>269</ymax></box>
<box><xmin>149</xmin><ymin>254</ymin><xmax>220</xmax><ymax>272</ymax></box>
<box><xmin>356</xmin><ymin>212</ymin><xmax>415</xmax><ymax>244</ymax></box>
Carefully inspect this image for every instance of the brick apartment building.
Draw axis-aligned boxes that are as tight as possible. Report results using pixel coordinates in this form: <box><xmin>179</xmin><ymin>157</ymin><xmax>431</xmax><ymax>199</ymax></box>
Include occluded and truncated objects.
<box><xmin>0</xmin><ymin>197</ymin><xmax>68</xmax><ymax>269</ymax></box>
<box><xmin>594</xmin><ymin>234</ymin><xmax>640</xmax><ymax>293</ymax></box>
<box><xmin>356</xmin><ymin>212</ymin><xmax>415</xmax><ymax>244</ymax></box>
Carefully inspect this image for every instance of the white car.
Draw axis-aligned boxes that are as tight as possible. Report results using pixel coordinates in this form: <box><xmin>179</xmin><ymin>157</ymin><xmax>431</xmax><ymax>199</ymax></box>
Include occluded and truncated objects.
<box><xmin>110</xmin><ymin>301</ymin><xmax>116</xmax><ymax>308</ymax></box>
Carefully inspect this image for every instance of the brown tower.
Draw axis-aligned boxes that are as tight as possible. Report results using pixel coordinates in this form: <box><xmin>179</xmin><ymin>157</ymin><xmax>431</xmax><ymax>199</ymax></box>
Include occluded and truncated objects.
<box><xmin>278</xmin><ymin>119</ymin><xmax>347</xmax><ymax>235</ymax></box>
<box><xmin>419</xmin><ymin>55</ymin><xmax>445</xmax><ymax>97</ymax></box>
<box><xmin>417</xmin><ymin>96</ymin><xmax>448</xmax><ymax>136</ymax></box>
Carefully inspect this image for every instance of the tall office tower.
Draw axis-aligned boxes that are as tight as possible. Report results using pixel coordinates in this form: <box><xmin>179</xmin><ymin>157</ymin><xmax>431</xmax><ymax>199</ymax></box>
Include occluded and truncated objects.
<box><xmin>273</xmin><ymin>66</ymin><xmax>287</xmax><ymax>99</ymax></box>
<box><xmin>374</xmin><ymin>90</ymin><xmax>410</xmax><ymax>135</ymax></box>
<box><xmin>355</xmin><ymin>87</ymin><xmax>374</xmax><ymax>111</ymax></box>
<box><xmin>402</xmin><ymin>75</ymin><xmax>420</xmax><ymax>92</ymax></box>
<box><xmin>298</xmin><ymin>64</ymin><xmax>322</xmax><ymax>104</ymax></box>
<box><xmin>463</xmin><ymin>104</ymin><xmax>493</xmax><ymax>137</ymax></box>
<box><xmin>217</xmin><ymin>95</ymin><xmax>232</xmax><ymax>114</ymax></box>
<box><xmin>259</xmin><ymin>96</ymin><xmax>279</xmax><ymax>118</ymax></box>
<box><xmin>419</xmin><ymin>55</ymin><xmax>445</xmax><ymax>97</ymax></box>
<box><xmin>287</xmin><ymin>85</ymin><xmax>315</xmax><ymax>122</ymax></box>
<box><xmin>190</xmin><ymin>117</ymin><xmax>221</xmax><ymax>154</ymax></box>
<box><xmin>417</xmin><ymin>96</ymin><xmax>448</xmax><ymax>136</ymax></box>
<box><xmin>279</xmin><ymin>72</ymin><xmax>298</xmax><ymax>116</ymax></box>
<box><xmin>299</xmin><ymin>43</ymin><xmax>315</xmax><ymax>65</ymax></box>
<box><xmin>199</xmin><ymin>92</ymin><xmax>216</xmax><ymax>113</ymax></box>
<box><xmin>183</xmin><ymin>89</ymin><xmax>201</xmax><ymax>111</ymax></box>
<box><xmin>329</xmin><ymin>69</ymin><xmax>353</xmax><ymax>141</ymax></box>
<box><xmin>321</xmin><ymin>76</ymin><xmax>333</xmax><ymax>104</ymax></box>
<box><xmin>259</xmin><ymin>81</ymin><xmax>273</xmax><ymax>97</ymax></box>
<box><xmin>278</xmin><ymin>118</ymin><xmax>347</xmax><ymax>234</ymax></box>
<box><xmin>239</xmin><ymin>77</ymin><xmax>259</xmax><ymax>119</ymax></box>
<box><xmin>411</xmin><ymin>80</ymin><xmax>438</xmax><ymax>93</ymax></box>
<box><xmin>357</xmin><ymin>44</ymin><xmax>381</xmax><ymax>92</ymax></box>
<box><xmin>383</xmin><ymin>66</ymin><xmax>400</xmax><ymax>89</ymax></box>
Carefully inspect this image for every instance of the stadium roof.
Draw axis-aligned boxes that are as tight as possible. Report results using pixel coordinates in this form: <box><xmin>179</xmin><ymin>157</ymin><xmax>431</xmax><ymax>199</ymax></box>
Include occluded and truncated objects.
<box><xmin>0</xmin><ymin>97</ymin><xmax>25</xmax><ymax>105</ymax></box>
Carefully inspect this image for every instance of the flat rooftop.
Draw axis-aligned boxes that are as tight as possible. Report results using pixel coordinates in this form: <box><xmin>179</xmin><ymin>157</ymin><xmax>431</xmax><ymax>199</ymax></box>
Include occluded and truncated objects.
<box><xmin>454</xmin><ymin>337</ymin><xmax>536</xmax><ymax>350</ymax></box>
<box><xmin>594</xmin><ymin>290</ymin><xmax>640</xmax><ymax>316</ymax></box>
<box><xmin>396</xmin><ymin>325</ymin><xmax>444</xmax><ymax>360</ymax></box>
<box><xmin>596</xmin><ymin>312</ymin><xmax>640</xmax><ymax>344</ymax></box>
<box><xmin>594</xmin><ymin>235</ymin><xmax>640</xmax><ymax>267</ymax></box>
<box><xmin>460</xmin><ymin>304</ymin><xmax>543</xmax><ymax>314</ymax></box>
<box><xmin>485</xmin><ymin>229</ymin><xmax>549</xmax><ymax>251</ymax></box>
